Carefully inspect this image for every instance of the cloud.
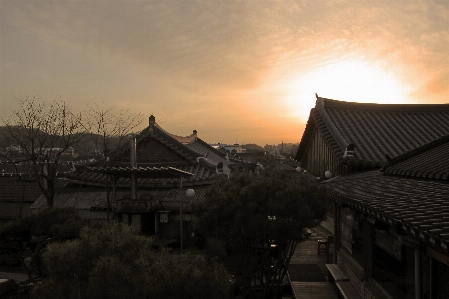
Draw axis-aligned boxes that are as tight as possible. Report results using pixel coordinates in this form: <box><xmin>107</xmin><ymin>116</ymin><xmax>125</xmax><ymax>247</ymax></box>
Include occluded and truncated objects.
<box><xmin>2</xmin><ymin>0</ymin><xmax>449</xmax><ymax>143</ymax></box>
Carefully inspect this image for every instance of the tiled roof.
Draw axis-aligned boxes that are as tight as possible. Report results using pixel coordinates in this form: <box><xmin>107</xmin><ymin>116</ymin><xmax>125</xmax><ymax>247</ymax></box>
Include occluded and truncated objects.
<box><xmin>67</xmin><ymin>116</ymin><xmax>252</xmax><ymax>186</ymax></box>
<box><xmin>0</xmin><ymin>177</ymin><xmax>66</xmax><ymax>219</ymax></box>
<box><xmin>296</xmin><ymin>96</ymin><xmax>449</xmax><ymax>170</ymax></box>
<box><xmin>186</xmin><ymin>138</ymin><xmax>254</xmax><ymax>166</ymax></box>
<box><xmin>186</xmin><ymin>138</ymin><xmax>230</xmax><ymax>164</ymax></box>
<box><xmin>30</xmin><ymin>186</ymin><xmax>209</xmax><ymax>211</ymax></box>
<box><xmin>381</xmin><ymin>135</ymin><xmax>449</xmax><ymax>180</ymax></box>
<box><xmin>155</xmin><ymin>123</ymin><xmax>198</xmax><ymax>144</ymax></box>
<box><xmin>67</xmin><ymin>162</ymin><xmax>218</xmax><ymax>188</ymax></box>
<box><xmin>86</xmin><ymin>166</ymin><xmax>194</xmax><ymax>178</ymax></box>
<box><xmin>127</xmin><ymin>121</ymin><xmax>203</xmax><ymax>164</ymax></box>
<box><xmin>156</xmin><ymin>187</ymin><xmax>208</xmax><ymax>213</ymax></box>
<box><xmin>324</xmin><ymin>170</ymin><xmax>449</xmax><ymax>253</ymax></box>
<box><xmin>0</xmin><ymin>176</ymin><xmax>63</xmax><ymax>203</ymax></box>
<box><xmin>232</xmin><ymin>152</ymin><xmax>266</xmax><ymax>163</ymax></box>
<box><xmin>0</xmin><ymin>162</ymin><xmax>73</xmax><ymax>176</ymax></box>
<box><xmin>31</xmin><ymin>187</ymin><xmax>110</xmax><ymax>210</ymax></box>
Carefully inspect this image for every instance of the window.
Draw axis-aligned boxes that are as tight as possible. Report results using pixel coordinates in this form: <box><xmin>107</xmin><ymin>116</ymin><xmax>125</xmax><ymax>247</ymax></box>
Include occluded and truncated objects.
<box><xmin>340</xmin><ymin>207</ymin><xmax>366</xmax><ymax>266</ymax></box>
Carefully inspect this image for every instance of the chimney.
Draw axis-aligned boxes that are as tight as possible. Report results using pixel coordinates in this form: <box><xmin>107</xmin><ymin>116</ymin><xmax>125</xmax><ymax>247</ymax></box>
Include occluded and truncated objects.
<box><xmin>149</xmin><ymin>115</ymin><xmax>155</xmax><ymax>127</ymax></box>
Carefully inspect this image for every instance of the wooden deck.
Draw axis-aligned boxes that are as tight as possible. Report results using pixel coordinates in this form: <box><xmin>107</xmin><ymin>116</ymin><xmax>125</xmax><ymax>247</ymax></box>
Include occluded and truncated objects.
<box><xmin>288</xmin><ymin>219</ymin><xmax>339</xmax><ymax>299</ymax></box>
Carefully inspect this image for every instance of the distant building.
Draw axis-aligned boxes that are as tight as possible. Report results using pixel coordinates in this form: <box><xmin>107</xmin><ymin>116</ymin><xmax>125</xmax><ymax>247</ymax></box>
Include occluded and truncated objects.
<box><xmin>209</xmin><ymin>143</ymin><xmax>243</xmax><ymax>153</ymax></box>
<box><xmin>41</xmin><ymin>147</ymin><xmax>75</xmax><ymax>157</ymax></box>
<box><xmin>263</xmin><ymin>143</ymin><xmax>299</xmax><ymax>157</ymax></box>
<box><xmin>0</xmin><ymin>176</ymin><xmax>58</xmax><ymax>224</ymax></box>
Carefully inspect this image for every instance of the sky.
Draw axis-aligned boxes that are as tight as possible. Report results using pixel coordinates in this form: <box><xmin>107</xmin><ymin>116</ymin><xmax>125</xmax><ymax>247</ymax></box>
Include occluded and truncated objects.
<box><xmin>1</xmin><ymin>0</ymin><xmax>449</xmax><ymax>145</ymax></box>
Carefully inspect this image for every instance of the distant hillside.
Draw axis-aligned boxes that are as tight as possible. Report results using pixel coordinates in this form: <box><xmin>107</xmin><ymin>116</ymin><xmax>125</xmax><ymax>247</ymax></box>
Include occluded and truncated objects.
<box><xmin>0</xmin><ymin>126</ymin><xmax>124</xmax><ymax>156</ymax></box>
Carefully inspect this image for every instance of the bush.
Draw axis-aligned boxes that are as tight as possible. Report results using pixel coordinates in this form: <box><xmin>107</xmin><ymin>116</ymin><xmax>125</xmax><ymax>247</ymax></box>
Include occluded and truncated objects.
<box><xmin>0</xmin><ymin>208</ymin><xmax>85</xmax><ymax>276</ymax></box>
<box><xmin>32</xmin><ymin>223</ymin><xmax>230</xmax><ymax>299</ymax></box>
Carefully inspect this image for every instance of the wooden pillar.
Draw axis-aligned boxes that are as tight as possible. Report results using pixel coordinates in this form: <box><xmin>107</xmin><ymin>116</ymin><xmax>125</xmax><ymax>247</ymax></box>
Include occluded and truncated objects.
<box><xmin>416</xmin><ymin>248</ymin><xmax>422</xmax><ymax>299</ymax></box>
<box><xmin>364</xmin><ymin>217</ymin><xmax>372</xmax><ymax>280</ymax></box>
<box><xmin>333</xmin><ymin>201</ymin><xmax>339</xmax><ymax>264</ymax></box>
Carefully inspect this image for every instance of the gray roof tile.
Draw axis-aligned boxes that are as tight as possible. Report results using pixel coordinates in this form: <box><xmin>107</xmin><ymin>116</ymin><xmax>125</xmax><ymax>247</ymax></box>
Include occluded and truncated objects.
<box><xmin>297</xmin><ymin>97</ymin><xmax>449</xmax><ymax>170</ymax></box>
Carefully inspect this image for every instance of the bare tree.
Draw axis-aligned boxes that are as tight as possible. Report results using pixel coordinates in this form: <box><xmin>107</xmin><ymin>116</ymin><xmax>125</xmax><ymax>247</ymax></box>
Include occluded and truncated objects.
<box><xmin>1</xmin><ymin>96</ymin><xmax>83</xmax><ymax>208</ymax></box>
<box><xmin>83</xmin><ymin>104</ymin><xmax>144</xmax><ymax>163</ymax></box>
<box><xmin>82</xmin><ymin>104</ymin><xmax>144</xmax><ymax>220</ymax></box>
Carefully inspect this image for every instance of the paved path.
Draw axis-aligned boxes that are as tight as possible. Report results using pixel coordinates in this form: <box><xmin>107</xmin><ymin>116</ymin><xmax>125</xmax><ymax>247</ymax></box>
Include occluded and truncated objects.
<box><xmin>0</xmin><ymin>271</ymin><xmax>29</xmax><ymax>282</ymax></box>
<box><xmin>288</xmin><ymin>217</ymin><xmax>339</xmax><ymax>299</ymax></box>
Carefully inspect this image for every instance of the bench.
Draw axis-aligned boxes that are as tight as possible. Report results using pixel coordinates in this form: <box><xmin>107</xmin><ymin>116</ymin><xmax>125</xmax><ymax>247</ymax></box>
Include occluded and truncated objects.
<box><xmin>335</xmin><ymin>280</ymin><xmax>362</xmax><ymax>299</ymax></box>
<box><xmin>326</xmin><ymin>264</ymin><xmax>349</xmax><ymax>282</ymax></box>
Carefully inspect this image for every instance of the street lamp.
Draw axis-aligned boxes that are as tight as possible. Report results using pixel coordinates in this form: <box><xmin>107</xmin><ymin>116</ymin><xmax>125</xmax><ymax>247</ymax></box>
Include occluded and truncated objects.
<box><xmin>186</xmin><ymin>188</ymin><xmax>195</xmax><ymax>198</ymax></box>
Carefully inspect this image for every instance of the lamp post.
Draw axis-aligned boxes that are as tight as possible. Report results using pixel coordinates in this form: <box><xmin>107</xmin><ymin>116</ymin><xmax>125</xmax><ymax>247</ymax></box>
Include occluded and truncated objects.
<box><xmin>179</xmin><ymin>177</ymin><xmax>195</xmax><ymax>254</ymax></box>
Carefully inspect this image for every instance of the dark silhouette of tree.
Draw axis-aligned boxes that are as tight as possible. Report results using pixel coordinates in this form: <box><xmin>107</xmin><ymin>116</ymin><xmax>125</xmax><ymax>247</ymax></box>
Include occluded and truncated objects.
<box><xmin>0</xmin><ymin>208</ymin><xmax>84</xmax><ymax>280</ymax></box>
<box><xmin>194</xmin><ymin>169</ymin><xmax>328</xmax><ymax>299</ymax></box>
<box><xmin>32</xmin><ymin>223</ymin><xmax>230</xmax><ymax>299</ymax></box>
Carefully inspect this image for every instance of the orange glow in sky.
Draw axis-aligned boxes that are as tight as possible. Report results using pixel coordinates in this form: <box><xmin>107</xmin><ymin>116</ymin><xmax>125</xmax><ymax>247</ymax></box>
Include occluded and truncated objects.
<box><xmin>1</xmin><ymin>1</ymin><xmax>449</xmax><ymax>145</ymax></box>
<box><xmin>284</xmin><ymin>60</ymin><xmax>412</xmax><ymax>120</ymax></box>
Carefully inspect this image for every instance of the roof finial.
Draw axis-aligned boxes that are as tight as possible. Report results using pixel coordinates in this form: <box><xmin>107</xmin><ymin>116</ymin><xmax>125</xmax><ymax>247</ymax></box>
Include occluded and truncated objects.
<box><xmin>149</xmin><ymin>115</ymin><xmax>155</xmax><ymax>127</ymax></box>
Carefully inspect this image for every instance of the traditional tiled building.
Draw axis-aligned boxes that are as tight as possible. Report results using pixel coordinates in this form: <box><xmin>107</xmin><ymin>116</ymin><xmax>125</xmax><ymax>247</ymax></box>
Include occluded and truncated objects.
<box><xmin>297</xmin><ymin>96</ymin><xmax>449</xmax><ymax>299</ymax></box>
<box><xmin>0</xmin><ymin>176</ymin><xmax>44</xmax><ymax>223</ymax></box>
<box><xmin>31</xmin><ymin>115</ymin><xmax>257</xmax><ymax>244</ymax></box>
<box><xmin>296</xmin><ymin>95</ymin><xmax>449</xmax><ymax>178</ymax></box>
<box><xmin>325</xmin><ymin>135</ymin><xmax>449</xmax><ymax>299</ymax></box>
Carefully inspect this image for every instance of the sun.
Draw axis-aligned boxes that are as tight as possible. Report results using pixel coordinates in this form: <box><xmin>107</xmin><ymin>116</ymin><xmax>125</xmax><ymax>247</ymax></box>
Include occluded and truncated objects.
<box><xmin>284</xmin><ymin>60</ymin><xmax>412</xmax><ymax>120</ymax></box>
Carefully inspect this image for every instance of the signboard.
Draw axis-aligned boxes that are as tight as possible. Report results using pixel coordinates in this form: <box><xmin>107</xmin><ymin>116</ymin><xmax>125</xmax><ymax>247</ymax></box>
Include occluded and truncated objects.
<box><xmin>160</xmin><ymin>212</ymin><xmax>169</xmax><ymax>223</ymax></box>
<box><xmin>374</xmin><ymin>229</ymin><xmax>402</xmax><ymax>261</ymax></box>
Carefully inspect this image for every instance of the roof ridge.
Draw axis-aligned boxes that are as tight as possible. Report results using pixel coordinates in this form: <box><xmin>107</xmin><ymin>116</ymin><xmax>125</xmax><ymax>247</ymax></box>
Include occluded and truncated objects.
<box><xmin>195</xmin><ymin>138</ymin><xmax>228</xmax><ymax>158</ymax></box>
<box><xmin>318</xmin><ymin>96</ymin><xmax>449</xmax><ymax>111</ymax></box>
<box><xmin>382</xmin><ymin>134</ymin><xmax>449</xmax><ymax>171</ymax></box>
<box><xmin>150</xmin><ymin>126</ymin><xmax>203</xmax><ymax>158</ymax></box>
<box><xmin>315</xmin><ymin>100</ymin><xmax>350</xmax><ymax>149</ymax></box>
<box><xmin>109</xmin><ymin>121</ymin><xmax>202</xmax><ymax>164</ymax></box>
<box><xmin>154</xmin><ymin>123</ymin><xmax>198</xmax><ymax>144</ymax></box>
